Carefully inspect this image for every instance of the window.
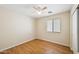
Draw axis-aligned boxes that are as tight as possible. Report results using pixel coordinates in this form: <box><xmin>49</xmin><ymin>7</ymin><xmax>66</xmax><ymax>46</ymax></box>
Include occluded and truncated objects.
<box><xmin>47</xmin><ymin>19</ymin><xmax>60</xmax><ymax>32</ymax></box>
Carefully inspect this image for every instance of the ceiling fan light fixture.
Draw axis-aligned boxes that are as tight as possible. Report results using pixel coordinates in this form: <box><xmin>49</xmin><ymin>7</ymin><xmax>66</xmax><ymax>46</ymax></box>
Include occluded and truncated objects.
<box><xmin>37</xmin><ymin>11</ymin><xmax>42</xmax><ymax>14</ymax></box>
<box><xmin>33</xmin><ymin>5</ymin><xmax>47</xmax><ymax>14</ymax></box>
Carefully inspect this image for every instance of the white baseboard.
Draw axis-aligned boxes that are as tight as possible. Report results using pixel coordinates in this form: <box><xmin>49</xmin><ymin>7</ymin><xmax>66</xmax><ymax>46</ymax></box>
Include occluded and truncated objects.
<box><xmin>0</xmin><ymin>38</ymin><xmax>70</xmax><ymax>52</ymax></box>
<box><xmin>38</xmin><ymin>39</ymin><xmax>70</xmax><ymax>47</ymax></box>
<box><xmin>0</xmin><ymin>39</ymin><xmax>34</xmax><ymax>52</ymax></box>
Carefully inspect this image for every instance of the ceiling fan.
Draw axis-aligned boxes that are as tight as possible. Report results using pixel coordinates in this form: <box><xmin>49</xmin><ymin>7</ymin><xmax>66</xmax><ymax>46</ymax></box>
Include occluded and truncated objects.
<box><xmin>33</xmin><ymin>5</ymin><xmax>47</xmax><ymax>14</ymax></box>
<box><xmin>33</xmin><ymin>5</ymin><xmax>53</xmax><ymax>14</ymax></box>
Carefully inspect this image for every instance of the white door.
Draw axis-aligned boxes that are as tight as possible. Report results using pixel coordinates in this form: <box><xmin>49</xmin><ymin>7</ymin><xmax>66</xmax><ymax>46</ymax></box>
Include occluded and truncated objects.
<box><xmin>72</xmin><ymin>9</ymin><xmax>78</xmax><ymax>53</ymax></box>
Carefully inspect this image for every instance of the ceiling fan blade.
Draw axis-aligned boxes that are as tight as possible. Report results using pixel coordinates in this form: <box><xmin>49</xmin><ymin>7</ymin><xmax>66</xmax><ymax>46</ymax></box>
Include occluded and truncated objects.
<box><xmin>42</xmin><ymin>7</ymin><xmax>47</xmax><ymax>10</ymax></box>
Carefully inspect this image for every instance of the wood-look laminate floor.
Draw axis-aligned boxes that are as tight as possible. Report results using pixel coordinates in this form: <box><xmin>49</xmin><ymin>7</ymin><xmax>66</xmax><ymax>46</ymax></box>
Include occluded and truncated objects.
<box><xmin>0</xmin><ymin>39</ymin><xmax>73</xmax><ymax>54</ymax></box>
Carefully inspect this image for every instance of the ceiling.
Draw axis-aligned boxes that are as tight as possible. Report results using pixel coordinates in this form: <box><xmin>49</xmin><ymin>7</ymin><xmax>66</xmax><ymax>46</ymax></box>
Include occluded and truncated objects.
<box><xmin>0</xmin><ymin>4</ymin><xmax>73</xmax><ymax>18</ymax></box>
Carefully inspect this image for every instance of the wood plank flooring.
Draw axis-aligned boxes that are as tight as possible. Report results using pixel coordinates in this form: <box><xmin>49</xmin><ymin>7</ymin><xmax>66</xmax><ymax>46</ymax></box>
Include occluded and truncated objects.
<box><xmin>0</xmin><ymin>39</ymin><xmax>73</xmax><ymax>54</ymax></box>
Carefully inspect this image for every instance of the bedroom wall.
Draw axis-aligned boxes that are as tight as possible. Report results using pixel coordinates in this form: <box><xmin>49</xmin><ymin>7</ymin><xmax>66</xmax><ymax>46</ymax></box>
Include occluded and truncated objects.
<box><xmin>0</xmin><ymin>7</ymin><xmax>35</xmax><ymax>50</ymax></box>
<box><xmin>35</xmin><ymin>11</ymin><xmax>70</xmax><ymax>47</ymax></box>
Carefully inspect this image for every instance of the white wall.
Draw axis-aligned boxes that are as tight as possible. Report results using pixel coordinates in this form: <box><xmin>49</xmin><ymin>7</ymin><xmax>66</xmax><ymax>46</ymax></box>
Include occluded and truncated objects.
<box><xmin>35</xmin><ymin>11</ymin><xmax>70</xmax><ymax>46</ymax></box>
<box><xmin>0</xmin><ymin>7</ymin><xmax>35</xmax><ymax>51</ymax></box>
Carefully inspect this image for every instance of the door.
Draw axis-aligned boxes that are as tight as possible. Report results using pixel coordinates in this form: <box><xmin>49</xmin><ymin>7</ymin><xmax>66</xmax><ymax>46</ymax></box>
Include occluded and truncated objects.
<box><xmin>72</xmin><ymin>9</ymin><xmax>78</xmax><ymax>53</ymax></box>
